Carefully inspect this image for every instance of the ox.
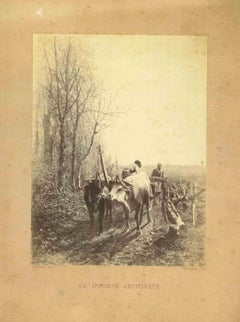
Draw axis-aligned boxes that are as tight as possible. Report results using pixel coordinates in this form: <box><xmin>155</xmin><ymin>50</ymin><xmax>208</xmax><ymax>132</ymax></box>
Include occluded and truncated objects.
<box><xmin>109</xmin><ymin>172</ymin><xmax>152</xmax><ymax>234</ymax></box>
<box><xmin>83</xmin><ymin>178</ymin><xmax>112</xmax><ymax>234</ymax></box>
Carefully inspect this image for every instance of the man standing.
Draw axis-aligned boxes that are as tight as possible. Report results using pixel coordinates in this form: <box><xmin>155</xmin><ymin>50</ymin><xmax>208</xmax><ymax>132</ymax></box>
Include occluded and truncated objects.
<box><xmin>151</xmin><ymin>163</ymin><xmax>165</xmax><ymax>182</ymax></box>
<box><xmin>150</xmin><ymin>163</ymin><xmax>165</xmax><ymax>203</ymax></box>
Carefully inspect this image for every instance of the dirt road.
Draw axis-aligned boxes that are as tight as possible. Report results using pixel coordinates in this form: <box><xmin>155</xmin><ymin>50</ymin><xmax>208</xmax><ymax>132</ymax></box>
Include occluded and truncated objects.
<box><xmin>32</xmin><ymin>190</ymin><xmax>205</xmax><ymax>266</ymax></box>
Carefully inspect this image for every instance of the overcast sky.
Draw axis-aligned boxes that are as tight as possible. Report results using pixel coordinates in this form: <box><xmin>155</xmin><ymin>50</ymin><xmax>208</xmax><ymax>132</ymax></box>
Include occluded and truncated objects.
<box><xmin>34</xmin><ymin>35</ymin><xmax>207</xmax><ymax>166</ymax></box>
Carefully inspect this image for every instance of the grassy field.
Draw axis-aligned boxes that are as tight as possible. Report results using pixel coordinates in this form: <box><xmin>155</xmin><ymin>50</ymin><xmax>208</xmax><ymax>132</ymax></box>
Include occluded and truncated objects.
<box><xmin>32</xmin><ymin>166</ymin><xmax>206</xmax><ymax>266</ymax></box>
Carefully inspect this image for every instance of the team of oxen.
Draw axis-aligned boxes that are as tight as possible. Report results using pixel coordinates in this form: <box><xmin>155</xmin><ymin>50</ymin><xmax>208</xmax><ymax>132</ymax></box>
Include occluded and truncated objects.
<box><xmin>83</xmin><ymin>171</ymin><xmax>185</xmax><ymax>236</ymax></box>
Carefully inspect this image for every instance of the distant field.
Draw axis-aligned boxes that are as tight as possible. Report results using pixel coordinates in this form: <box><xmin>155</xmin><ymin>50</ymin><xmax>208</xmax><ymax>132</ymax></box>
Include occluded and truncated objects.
<box><xmin>120</xmin><ymin>164</ymin><xmax>205</xmax><ymax>180</ymax></box>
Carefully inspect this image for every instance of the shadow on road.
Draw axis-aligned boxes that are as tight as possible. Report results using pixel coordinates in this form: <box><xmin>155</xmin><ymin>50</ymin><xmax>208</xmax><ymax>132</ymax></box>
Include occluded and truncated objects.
<box><xmin>67</xmin><ymin>226</ymin><xmax>141</xmax><ymax>265</ymax></box>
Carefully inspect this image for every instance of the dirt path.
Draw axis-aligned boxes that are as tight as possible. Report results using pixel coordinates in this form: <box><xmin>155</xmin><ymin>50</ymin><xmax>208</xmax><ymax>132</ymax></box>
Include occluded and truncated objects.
<box><xmin>32</xmin><ymin>191</ymin><xmax>205</xmax><ymax>266</ymax></box>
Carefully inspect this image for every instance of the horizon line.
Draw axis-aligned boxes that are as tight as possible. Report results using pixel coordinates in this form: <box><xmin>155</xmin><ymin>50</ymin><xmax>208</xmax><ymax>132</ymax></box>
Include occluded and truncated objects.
<box><xmin>118</xmin><ymin>163</ymin><xmax>206</xmax><ymax>167</ymax></box>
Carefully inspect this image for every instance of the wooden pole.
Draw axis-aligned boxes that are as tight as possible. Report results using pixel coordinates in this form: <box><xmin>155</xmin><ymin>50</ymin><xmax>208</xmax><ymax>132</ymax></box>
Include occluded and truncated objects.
<box><xmin>99</xmin><ymin>144</ymin><xmax>109</xmax><ymax>187</ymax></box>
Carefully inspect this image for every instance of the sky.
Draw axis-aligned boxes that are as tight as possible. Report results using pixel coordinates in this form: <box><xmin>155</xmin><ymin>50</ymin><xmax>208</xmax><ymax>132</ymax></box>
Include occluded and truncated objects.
<box><xmin>34</xmin><ymin>35</ymin><xmax>207</xmax><ymax>166</ymax></box>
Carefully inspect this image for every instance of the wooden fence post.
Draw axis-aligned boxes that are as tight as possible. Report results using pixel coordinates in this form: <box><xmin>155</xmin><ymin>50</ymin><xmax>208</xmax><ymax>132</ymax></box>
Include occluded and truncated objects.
<box><xmin>192</xmin><ymin>182</ymin><xmax>197</xmax><ymax>226</ymax></box>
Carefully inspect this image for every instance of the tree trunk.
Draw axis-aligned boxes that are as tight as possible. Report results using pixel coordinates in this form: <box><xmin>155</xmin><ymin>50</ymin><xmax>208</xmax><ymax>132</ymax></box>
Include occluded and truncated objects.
<box><xmin>71</xmin><ymin>132</ymin><xmax>77</xmax><ymax>190</ymax></box>
<box><xmin>58</xmin><ymin>121</ymin><xmax>65</xmax><ymax>188</ymax></box>
<box><xmin>35</xmin><ymin>118</ymin><xmax>39</xmax><ymax>157</ymax></box>
<box><xmin>49</xmin><ymin>137</ymin><xmax>53</xmax><ymax>163</ymax></box>
<box><xmin>76</xmin><ymin>122</ymin><xmax>98</xmax><ymax>189</ymax></box>
<box><xmin>43</xmin><ymin>113</ymin><xmax>51</xmax><ymax>164</ymax></box>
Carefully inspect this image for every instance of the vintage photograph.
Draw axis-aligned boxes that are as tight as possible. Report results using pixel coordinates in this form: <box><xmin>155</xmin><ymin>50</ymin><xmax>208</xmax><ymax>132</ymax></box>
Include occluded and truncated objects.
<box><xmin>32</xmin><ymin>35</ymin><xmax>206</xmax><ymax>266</ymax></box>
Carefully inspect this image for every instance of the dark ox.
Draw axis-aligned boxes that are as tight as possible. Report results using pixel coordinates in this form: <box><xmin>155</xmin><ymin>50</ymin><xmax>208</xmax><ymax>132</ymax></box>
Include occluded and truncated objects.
<box><xmin>109</xmin><ymin>173</ymin><xmax>152</xmax><ymax>234</ymax></box>
<box><xmin>84</xmin><ymin>179</ymin><xmax>112</xmax><ymax>234</ymax></box>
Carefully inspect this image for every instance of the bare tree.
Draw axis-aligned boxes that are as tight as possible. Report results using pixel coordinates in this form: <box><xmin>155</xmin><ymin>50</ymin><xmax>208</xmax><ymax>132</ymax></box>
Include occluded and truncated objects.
<box><xmin>75</xmin><ymin>94</ymin><xmax>116</xmax><ymax>189</ymax></box>
<box><xmin>68</xmin><ymin>70</ymin><xmax>97</xmax><ymax>190</ymax></box>
<box><xmin>40</xmin><ymin>38</ymin><xmax>119</xmax><ymax>189</ymax></box>
<box><xmin>44</xmin><ymin>39</ymin><xmax>88</xmax><ymax>187</ymax></box>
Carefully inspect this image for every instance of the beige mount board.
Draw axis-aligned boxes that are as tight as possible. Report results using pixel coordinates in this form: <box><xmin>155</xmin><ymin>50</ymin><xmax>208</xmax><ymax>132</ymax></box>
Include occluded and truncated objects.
<box><xmin>0</xmin><ymin>1</ymin><xmax>240</xmax><ymax>322</ymax></box>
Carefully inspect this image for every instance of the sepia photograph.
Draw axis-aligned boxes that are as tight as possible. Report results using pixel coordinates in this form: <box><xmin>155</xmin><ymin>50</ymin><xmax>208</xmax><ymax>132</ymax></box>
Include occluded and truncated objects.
<box><xmin>32</xmin><ymin>35</ymin><xmax>206</xmax><ymax>266</ymax></box>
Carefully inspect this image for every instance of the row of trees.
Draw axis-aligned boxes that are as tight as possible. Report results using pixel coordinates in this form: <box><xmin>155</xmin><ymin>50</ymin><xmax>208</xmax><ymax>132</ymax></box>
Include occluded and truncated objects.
<box><xmin>34</xmin><ymin>38</ymin><xmax>118</xmax><ymax>190</ymax></box>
